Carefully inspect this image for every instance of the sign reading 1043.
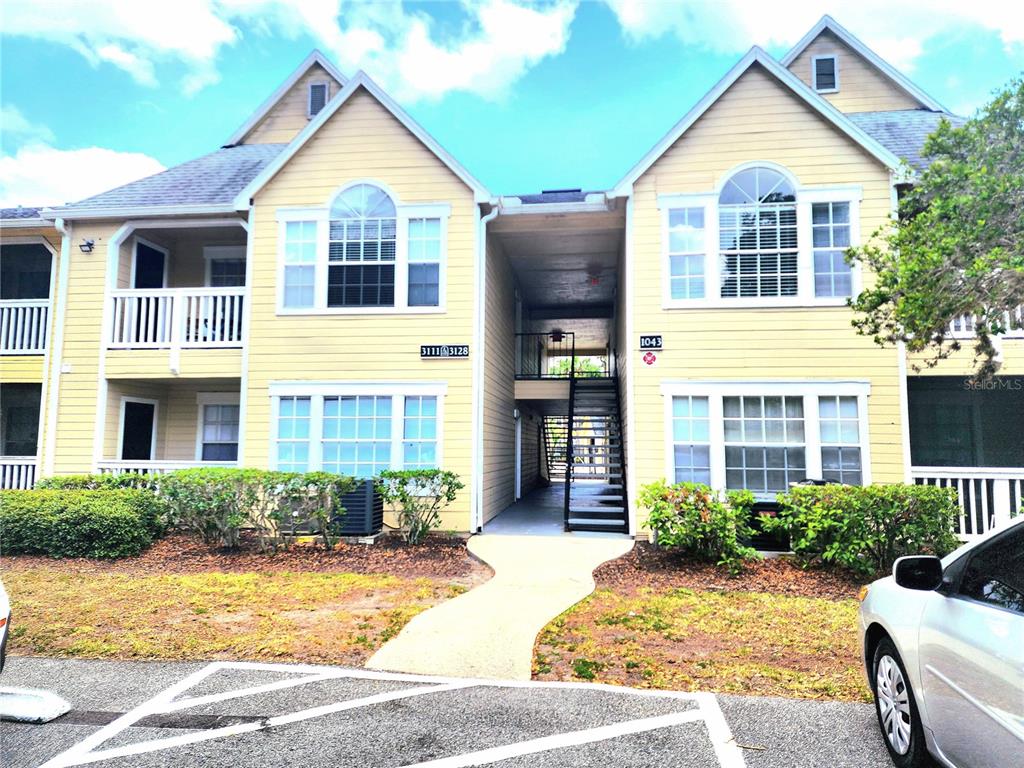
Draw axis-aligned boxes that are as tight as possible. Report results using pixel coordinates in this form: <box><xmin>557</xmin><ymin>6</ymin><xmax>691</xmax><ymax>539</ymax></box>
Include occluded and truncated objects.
<box><xmin>421</xmin><ymin>344</ymin><xmax>470</xmax><ymax>358</ymax></box>
<box><xmin>639</xmin><ymin>335</ymin><xmax>663</xmax><ymax>350</ymax></box>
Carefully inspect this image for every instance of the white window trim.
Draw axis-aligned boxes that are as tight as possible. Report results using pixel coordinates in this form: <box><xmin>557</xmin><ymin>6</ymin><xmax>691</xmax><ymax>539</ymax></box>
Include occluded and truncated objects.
<box><xmin>202</xmin><ymin>245</ymin><xmax>247</xmax><ymax>287</ymax></box>
<box><xmin>660</xmin><ymin>380</ymin><xmax>872</xmax><ymax>495</ymax></box>
<box><xmin>274</xmin><ymin>192</ymin><xmax>451</xmax><ymax>316</ymax></box>
<box><xmin>194</xmin><ymin>392</ymin><xmax>241</xmax><ymax>461</ymax></box>
<box><xmin>130</xmin><ymin>236</ymin><xmax>169</xmax><ymax>289</ymax></box>
<box><xmin>268</xmin><ymin>381</ymin><xmax>447</xmax><ymax>474</ymax></box>
<box><xmin>307</xmin><ymin>81</ymin><xmax>330</xmax><ymax>118</ymax></box>
<box><xmin>659</xmin><ymin>182</ymin><xmax>863</xmax><ymax>309</ymax></box>
<box><xmin>812</xmin><ymin>54</ymin><xmax>840</xmax><ymax>94</ymax></box>
<box><xmin>117</xmin><ymin>396</ymin><xmax>159</xmax><ymax>461</ymax></box>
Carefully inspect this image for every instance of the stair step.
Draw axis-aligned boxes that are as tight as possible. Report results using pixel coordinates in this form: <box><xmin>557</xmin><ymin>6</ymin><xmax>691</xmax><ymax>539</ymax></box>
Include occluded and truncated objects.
<box><xmin>569</xmin><ymin>505</ymin><xmax>626</xmax><ymax>514</ymax></box>
<box><xmin>575</xmin><ymin>494</ymin><xmax>624</xmax><ymax>502</ymax></box>
<box><xmin>568</xmin><ymin>520</ymin><xmax>627</xmax><ymax>531</ymax></box>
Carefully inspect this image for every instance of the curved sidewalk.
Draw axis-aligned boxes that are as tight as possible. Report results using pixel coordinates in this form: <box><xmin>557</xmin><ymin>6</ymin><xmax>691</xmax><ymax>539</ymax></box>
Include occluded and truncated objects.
<box><xmin>366</xmin><ymin>534</ymin><xmax>633</xmax><ymax>680</ymax></box>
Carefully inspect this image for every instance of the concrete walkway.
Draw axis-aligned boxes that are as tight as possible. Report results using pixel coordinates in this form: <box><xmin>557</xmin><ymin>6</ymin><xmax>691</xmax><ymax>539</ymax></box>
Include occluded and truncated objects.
<box><xmin>366</xmin><ymin>533</ymin><xmax>633</xmax><ymax>680</ymax></box>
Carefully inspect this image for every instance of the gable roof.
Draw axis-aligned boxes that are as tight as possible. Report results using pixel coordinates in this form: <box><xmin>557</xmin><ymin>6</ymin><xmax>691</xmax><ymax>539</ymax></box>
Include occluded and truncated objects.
<box><xmin>781</xmin><ymin>15</ymin><xmax>947</xmax><ymax>112</ymax></box>
<box><xmin>848</xmin><ymin>109</ymin><xmax>966</xmax><ymax>172</ymax></box>
<box><xmin>224</xmin><ymin>50</ymin><xmax>347</xmax><ymax>146</ymax></box>
<box><xmin>611</xmin><ymin>47</ymin><xmax>906</xmax><ymax>197</ymax></box>
<box><xmin>43</xmin><ymin>144</ymin><xmax>286</xmax><ymax>219</ymax></box>
<box><xmin>234</xmin><ymin>70</ymin><xmax>492</xmax><ymax>207</ymax></box>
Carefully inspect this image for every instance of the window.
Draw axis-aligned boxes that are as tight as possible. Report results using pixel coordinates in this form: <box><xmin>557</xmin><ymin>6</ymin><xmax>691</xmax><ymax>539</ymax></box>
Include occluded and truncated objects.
<box><xmin>958</xmin><ymin>527</ymin><xmax>1024</xmax><ymax>615</ymax></box>
<box><xmin>403</xmin><ymin>396</ymin><xmax>438</xmax><ymax>468</ymax></box>
<box><xmin>819</xmin><ymin>396</ymin><xmax>862</xmax><ymax>484</ymax></box>
<box><xmin>276</xmin><ymin>396</ymin><xmax>311</xmax><ymax>471</ymax></box>
<box><xmin>718</xmin><ymin>167</ymin><xmax>798</xmax><ymax>298</ymax></box>
<box><xmin>322</xmin><ymin>396</ymin><xmax>392</xmax><ymax>478</ymax></box>
<box><xmin>667</xmin><ymin>208</ymin><xmax>706</xmax><ymax>300</ymax></box>
<box><xmin>724</xmin><ymin>395</ymin><xmax>806</xmax><ymax>495</ymax></box>
<box><xmin>0</xmin><ymin>243</ymin><xmax>51</xmax><ymax>300</ymax></box>
<box><xmin>283</xmin><ymin>221</ymin><xmax>317</xmax><ymax>308</ymax></box>
<box><xmin>308</xmin><ymin>82</ymin><xmax>329</xmax><ymax>117</ymax></box>
<box><xmin>1</xmin><ymin>383</ymin><xmax>41</xmax><ymax>455</ymax></box>
<box><xmin>813</xmin><ymin>56</ymin><xmax>838</xmax><ymax>92</ymax></box>
<box><xmin>671</xmin><ymin>396</ymin><xmax>710</xmax><ymax>484</ymax></box>
<box><xmin>209</xmin><ymin>258</ymin><xmax>246</xmax><ymax>288</ymax></box>
<box><xmin>271</xmin><ymin>386</ymin><xmax>443</xmax><ymax>476</ymax></box>
<box><xmin>328</xmin><ymin>184</ymin><xmax>397</xmax><ymax>307</ymax></box>
<box><xmin>812</xmin><ymin>202</ymin><xmax>853</xmax><ymax>297</ymax></box>
<box><xmin>200</xmin><ymin>403</ymin><xmax>239</xmax><ymax>461</ymax></box>
<box><xmin>407</xmin><ymin>218</ymin><xmax>441</xmax><ymax>307</ymax></box>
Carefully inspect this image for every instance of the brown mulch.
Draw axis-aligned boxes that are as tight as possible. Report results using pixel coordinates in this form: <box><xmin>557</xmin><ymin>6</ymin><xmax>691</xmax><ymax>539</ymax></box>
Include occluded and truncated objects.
<box><xmin>594</xmin><ymin>541</ymin><xmax>864</xmax><ymax>600</ymax></box>
<box><xmin>2</xmin><ymin>532</ymin><xmax>491</xmax><ymax>585</ymax></box>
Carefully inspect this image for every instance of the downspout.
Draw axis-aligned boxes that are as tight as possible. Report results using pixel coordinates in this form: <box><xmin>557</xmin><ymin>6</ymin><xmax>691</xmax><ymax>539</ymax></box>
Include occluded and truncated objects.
<box><xmin>472</xmin><ymin>201</ymin><xmax>501</xmax><ymax>532</ymax></box>
<box><xmin>43</xmin><ymin>217</ymin><xmax>72</xmax><ymax>476</ymax></box>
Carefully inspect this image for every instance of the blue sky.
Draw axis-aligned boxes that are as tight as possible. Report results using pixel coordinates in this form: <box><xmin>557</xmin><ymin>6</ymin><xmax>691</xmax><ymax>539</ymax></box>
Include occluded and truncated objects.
<box><xmin>1</xmin><ymin>1</ymin><xmax>1022</xmax><ymax>206</ymax></box>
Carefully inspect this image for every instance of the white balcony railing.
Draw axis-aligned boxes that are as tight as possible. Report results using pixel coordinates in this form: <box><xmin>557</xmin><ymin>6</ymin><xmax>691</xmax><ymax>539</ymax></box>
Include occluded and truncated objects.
<box><xmin>1</xmin><ymin>457</ymin><xmax>38</xmax><ymax>489</ymax></box>
<box><xmin>97</xmin><ymin>460</ymin><xmax>237</xmax><ymax>476</ymax></box>
<box><xmin>912</xmin><ymin>466</ymin><xmax>1024</xmax><ymax>540</ymax></box>
<box><xmin>949</xmin><ymin>307</ymin><xmax>1024</xmax><ymax>339</ymax></box>
<box><xmin>109</xmin><ymin>288</ymin><xmax>245</xmax><ymax>350</ymax></box>
<box><xmin>0</xmin><ymin>299</ymin><xmax>49</xmax><ymax>354</ymax></box>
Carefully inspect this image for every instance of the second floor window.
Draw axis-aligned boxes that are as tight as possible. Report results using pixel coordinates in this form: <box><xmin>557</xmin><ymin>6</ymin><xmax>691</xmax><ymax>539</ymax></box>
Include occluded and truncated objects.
<box><xmin>329</xmin><ymin>184</ymin><xmax>397</xmax><ymax>308</ymax></box>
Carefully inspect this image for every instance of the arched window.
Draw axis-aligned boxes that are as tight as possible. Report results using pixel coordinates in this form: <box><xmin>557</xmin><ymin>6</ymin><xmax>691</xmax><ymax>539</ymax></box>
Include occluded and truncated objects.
<box><xmin>718</xmin><ymin>167</ymin><xmax>798</xmax><ymax>298</ymax></box>
<box><xmin>328</xmin><ymin>183</ymin><xmax>397</xmax><ymax>307</ymax></box>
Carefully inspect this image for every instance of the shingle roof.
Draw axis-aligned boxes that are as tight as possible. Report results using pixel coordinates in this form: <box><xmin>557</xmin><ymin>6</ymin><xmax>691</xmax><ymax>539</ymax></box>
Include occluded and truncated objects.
<box><xmin>0</xmin><ymin>206</ymin><xmax>44</xmax><ymax>220</ymax></box>
<box><xmin>846</xmin><ymin>110</ymin><xmax>967</xmax><ymax>172</ymax></box>
<box><xmin>514</xmin><ymin>190</ymin><xmax>593</xmax><ymax>204</ymax></box>
<box><xmin>54</xmin><ymin>143</ymin><xmax>287</xmax><ymax>212</ymax></box>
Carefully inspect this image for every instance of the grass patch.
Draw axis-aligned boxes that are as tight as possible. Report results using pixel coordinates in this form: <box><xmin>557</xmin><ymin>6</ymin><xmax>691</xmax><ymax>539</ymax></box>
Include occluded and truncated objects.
<box><xmin>5</xmin><ymin>566</ymin><xmax>462</xmax><ymax>665</ymax></box>
<box><xmin>534</xmin><ymin>586</ymin><xmax>867</xmax><ymax>702</ymax></box>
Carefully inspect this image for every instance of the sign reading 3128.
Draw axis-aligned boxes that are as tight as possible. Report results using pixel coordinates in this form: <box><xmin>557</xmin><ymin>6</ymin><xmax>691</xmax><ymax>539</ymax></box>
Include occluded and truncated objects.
<box><xmin>421</xmin><ymin>344</ymin><xmax>469</xmax><ymax>358</ymax></box>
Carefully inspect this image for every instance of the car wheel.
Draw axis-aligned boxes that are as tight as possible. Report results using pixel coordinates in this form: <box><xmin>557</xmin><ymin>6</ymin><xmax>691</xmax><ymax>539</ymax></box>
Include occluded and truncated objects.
<box><xmin>872</xmin><ymin>638</ymin><xmax>932</xmax><ymax>767</ymax></box>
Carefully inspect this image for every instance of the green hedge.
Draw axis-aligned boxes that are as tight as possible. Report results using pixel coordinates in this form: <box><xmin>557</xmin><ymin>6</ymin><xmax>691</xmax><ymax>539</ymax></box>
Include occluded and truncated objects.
<box><xmin>640</xmin><ymin>480</ymin><xmax>759</xmax><ymax>573</ymax></box>
<box><xmin>0</xmin><ymin>489</ymin><xmax>170</xmax><ymax>558</ymax></box>
<box><xmin>36</xmin><ymin>473</ymin><xmax>161</xmax><ymax>491</ymax></box>
<box><xmin>764</xmin><ymin>484</ymin><xmax>961</xmax><ymax>578</ymax></box>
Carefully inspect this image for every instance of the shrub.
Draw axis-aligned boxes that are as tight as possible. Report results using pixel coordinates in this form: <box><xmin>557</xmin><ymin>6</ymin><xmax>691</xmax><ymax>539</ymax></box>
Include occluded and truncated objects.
<box><xmin>158</xmin><ymin>468</ymin><xmax>355</xmax><ymax>551</ymax></box>
<box><xmin>0</xmin><ymin>489</ymin><xmax>167</xmax><ymax>558</ymax></box>
<box><xmin>765</xmin><ymin>484</ymin><xmax>961</xmax><ymax>578</ymax></box>
<box><xmin>36</xmin><ymin>473</ymin><xmax>161</xmax><ymax>492</ymax></box>
<box><xmin>376</xmin><ymin>469</ymin><xmax>465</xmax><ymax>544</ymax></box>
<box><xmin>640</xmin><ymin>480</ymin><xmax>759</xmax><ymax>573</ymax></box>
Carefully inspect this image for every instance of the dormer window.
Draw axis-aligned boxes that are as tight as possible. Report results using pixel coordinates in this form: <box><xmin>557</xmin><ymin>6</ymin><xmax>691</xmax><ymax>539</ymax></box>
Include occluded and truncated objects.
<box><xmin>812</xmin><ymin>55</ymin><xmax>838</xmax><ymax>93</ymax></box>
<box><xmin>308</xmin><ymin>82</ymin><xmax>329</xmax><ymax>117</ymax></box>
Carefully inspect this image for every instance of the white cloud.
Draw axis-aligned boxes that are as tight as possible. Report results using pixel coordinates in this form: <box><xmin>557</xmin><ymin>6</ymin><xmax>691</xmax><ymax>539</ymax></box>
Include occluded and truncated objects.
<box><xmin>602</xmin><ymin>0</ymin><xmax>1024</xmax><ymax>72</ymax></box>
<box><xmin>1</xmin><ymin>0</ymin><xmax>576</xmax><ymax>101</ymax></box>
<box><xmin>0</xmin><ymin>144</ymin><xmax>165</xmax><ymax>207</ymax></box>
<box><xmin>0</xmin><ymin>104</ymin><xmax>56</xmax><ymax>146</ymax></box>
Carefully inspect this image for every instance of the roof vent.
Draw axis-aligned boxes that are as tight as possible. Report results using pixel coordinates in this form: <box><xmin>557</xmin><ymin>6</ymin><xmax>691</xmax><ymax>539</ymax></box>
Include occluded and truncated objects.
<box><xmin>308</xmin><ymin>82</ymin><xmax>329</xmax><ymax>118</ymax></box>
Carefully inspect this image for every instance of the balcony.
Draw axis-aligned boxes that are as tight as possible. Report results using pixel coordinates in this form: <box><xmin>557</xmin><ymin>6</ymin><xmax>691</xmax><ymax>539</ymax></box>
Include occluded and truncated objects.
<box><xmin>949</xmin><ymin>307</ymin><xmax>1024</xmax><ymax>339</ymax></box>
<box><xmin>97</xmin><ymin>459</ymin><xmax>236</xmax><ymax>476</ymax></box>
<box><xmin>912</xmin><ymin>466</ymin><xmax>1024</xmax><ymax>540</ymax></box>
<box><xmin>0</xmin><ymin>457</ymin><xmax>37</xmax><ymax>489</ymax></box>
<box><xmin>0</xmin><ymin>299</ymin><xmax>49</xmax><ymax>354</ymax></box>
<box><xmin>109</xmin><ymin>288</ymin><xmax>245</xmax><ymax>349</ymax></box>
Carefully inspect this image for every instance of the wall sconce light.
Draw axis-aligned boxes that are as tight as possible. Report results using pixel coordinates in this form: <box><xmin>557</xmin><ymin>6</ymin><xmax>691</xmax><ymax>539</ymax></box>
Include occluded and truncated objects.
<box><xmin>79</xmin><ymin>239</ymin><xmax>95</xmax><ymax>253</ymax></box>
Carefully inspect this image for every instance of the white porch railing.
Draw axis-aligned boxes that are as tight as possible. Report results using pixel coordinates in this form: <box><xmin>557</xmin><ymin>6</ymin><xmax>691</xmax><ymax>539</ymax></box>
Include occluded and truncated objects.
<box><xmin>949</xmin><ymin>307</ymin><xmax>1024</xmax><ymax>339</ymax></box>
<box><xmin>912</xmin><ymin>467</ymin><xmax>1024</xmax><ymax>540</ymax></box>
<box><xmin>109</xmin><ymin>288</ymin><xmax>245</xmax><ymax>350</ymax></box>
<box><xmin>0</xmin><ymin>457</ymin><xmax>37</xmax><ymax>489</ymax></box>
<box><xmin>97</xmin><ymin>460</ymin><xmax>237</xmax><ymax>476</ymax></box>
<box><xmin>0</xmin><ymin>299</ymin><xmax>49</xmax><ymax>354</ymax></box>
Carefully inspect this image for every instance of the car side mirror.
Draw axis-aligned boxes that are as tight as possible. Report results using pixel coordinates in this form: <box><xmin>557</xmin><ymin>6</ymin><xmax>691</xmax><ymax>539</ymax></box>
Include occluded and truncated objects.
<box><xmin>893</xmin><ymin>556</ymin><xmax>944</xmax><ymax>591</ymax></box>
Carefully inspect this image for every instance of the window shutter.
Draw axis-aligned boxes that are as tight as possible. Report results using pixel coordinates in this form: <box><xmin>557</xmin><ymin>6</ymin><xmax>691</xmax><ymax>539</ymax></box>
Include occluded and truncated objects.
<box><xmin>309</xmin><ymin>83</ymin><xmax>328</xmax><ymax>117</ymax></box>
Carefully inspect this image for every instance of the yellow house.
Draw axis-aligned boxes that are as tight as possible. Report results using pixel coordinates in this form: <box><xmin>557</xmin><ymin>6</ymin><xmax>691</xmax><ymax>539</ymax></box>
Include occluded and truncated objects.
<box><xmin>1</xmin><ymin>17</ymin><xmax>1020</xmax><ymax>539</ymax></box>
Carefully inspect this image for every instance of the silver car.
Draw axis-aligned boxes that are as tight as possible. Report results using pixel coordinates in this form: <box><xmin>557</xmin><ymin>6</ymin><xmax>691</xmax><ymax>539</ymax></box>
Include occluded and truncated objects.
<box><xmin>859</xmin><ymin>517</ymin><xmax>1024</xmax><ymax>767</ymax></box>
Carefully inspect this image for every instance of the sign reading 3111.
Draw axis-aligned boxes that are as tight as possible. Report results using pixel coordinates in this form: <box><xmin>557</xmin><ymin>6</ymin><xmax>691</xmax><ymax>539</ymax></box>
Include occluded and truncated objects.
<box><xmin>421</xmin><ymin>344</ymin><xmax>469</xmax><ymax>358</ymax></box>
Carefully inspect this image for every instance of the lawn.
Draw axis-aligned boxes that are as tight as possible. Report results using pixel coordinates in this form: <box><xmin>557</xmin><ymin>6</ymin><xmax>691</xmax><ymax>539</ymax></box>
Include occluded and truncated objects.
<box><xmin>533</xmin><ymin>544</ymin><xmax>868</xmax><ymax>702</ymax></box>
<box><xmin>3</xmin><ymin>533</ymin><xmax>489</xmax><ymax>666</ymax></box>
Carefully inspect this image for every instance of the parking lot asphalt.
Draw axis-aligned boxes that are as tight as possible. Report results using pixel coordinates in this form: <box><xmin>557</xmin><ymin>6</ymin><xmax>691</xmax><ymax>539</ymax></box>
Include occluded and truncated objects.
<box><xmin>0</xmin><ymin>657</ymin><xmax>891</xmax><ymax>768</ymax></box>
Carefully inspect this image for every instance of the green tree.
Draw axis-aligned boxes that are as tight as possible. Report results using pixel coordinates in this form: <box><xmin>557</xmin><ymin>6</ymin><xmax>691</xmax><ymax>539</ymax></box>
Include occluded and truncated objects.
<box><xmin>848</xmin><ymin>77</ymin><xmax>1024</xmax><ymax>379</ymax></box>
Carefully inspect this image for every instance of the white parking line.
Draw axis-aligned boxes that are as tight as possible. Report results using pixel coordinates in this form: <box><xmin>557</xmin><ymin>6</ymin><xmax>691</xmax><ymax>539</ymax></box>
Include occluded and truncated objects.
<box><xmin>39</xmin><ymin>661</ymin><xmax>747</xmax><ymax>768</ymax></box>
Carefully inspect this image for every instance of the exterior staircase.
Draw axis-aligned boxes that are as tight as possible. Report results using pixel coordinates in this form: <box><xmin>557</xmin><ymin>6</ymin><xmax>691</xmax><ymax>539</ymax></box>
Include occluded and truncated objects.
<box><xmin>563</xmin><ymin>377</ymin><xmax>628</xmax><ymax>533</ymax></box>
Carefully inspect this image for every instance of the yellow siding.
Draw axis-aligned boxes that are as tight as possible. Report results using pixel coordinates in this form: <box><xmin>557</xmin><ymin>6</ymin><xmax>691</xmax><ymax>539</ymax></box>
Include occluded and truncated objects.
<box><xmin>630</xmin><ymin>64</ymin><xmax>906</xmax><ymax>514</ymax></box>
<box><xmin>0</xmin><ymin>357</ymin><xmax>44</xmax><ymax>383</ymax></box>
<box><xmin>243</xmin><ymin>64</ymin><xmax>344</xmax><ymax>145</ymax></box>
<box><xmin>482</xmin><ymin>235</ymin><xmax>516</xmax><ymax>522</ymax></box>
<box><xmin>787</xmin><ymin>30</ymin><xmax>923</xmax><ymax>113</ymax></box>
<box><xmin>245</xmin><ymin>88</ymin><xmax>477</xmax><ymax>530</ymax></box>
<box><xmin>105</xmin><ymin>349</ymin><xmax>243</xmax><ymax>378</ymax></box>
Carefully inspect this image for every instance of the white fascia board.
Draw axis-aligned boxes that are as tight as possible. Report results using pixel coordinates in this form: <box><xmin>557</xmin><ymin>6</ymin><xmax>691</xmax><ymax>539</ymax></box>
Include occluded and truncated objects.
<box><xmin>780</xmin><ymin>15</ymin><xmax>947</xmax><ymax>112</ymax></box>
<box><xmin>496</xmin><ymin>200</ymin><xmax>612</xmax><ymax>216</ymax></box>
<box><xmin>612</xmin><ymin>47</ymin><xmax>907</xmax><ymax>197</ymax></box>
<box><xmin>0</xmin><ymin>218</ymin><xmax>50</xmax><ymax>228</ymax></box>
<box><xmin>224</xmin><ymin>50</ymin><xmax>348</xmax><ymax>146</ymax></box>
<box><xmin>39</xmin><ymin>203</ymin><xmax>244</xmax><ymax>220</ymax></box>
<box><xmin>233</xmin><ymin>71</ymin><xmax>491</xmax><ymax>210</ymax></box>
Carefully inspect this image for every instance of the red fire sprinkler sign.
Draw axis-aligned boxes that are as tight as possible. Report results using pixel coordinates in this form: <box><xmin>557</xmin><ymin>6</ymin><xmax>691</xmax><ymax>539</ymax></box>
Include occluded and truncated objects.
<box><xmin>643</xmin><ymin>351</ymin><xmax>657</xmax><ymax>366</ymax></box>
